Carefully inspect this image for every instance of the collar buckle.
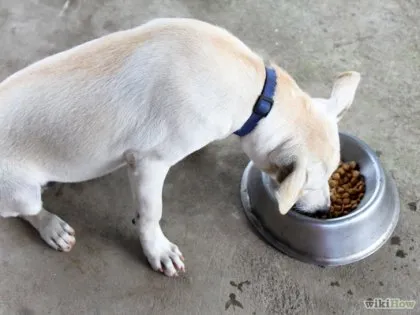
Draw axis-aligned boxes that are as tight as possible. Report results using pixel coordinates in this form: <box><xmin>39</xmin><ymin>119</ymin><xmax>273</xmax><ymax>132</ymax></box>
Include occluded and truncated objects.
<box><xmin>253</xmin><ymin>95</ymin><xmax>274</xmax><ymax>117</ymax></box>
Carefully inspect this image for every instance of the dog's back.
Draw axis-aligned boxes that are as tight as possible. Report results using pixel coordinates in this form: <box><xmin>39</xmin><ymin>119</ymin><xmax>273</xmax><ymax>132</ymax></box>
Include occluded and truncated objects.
<box><xmin>0</xmin><ymin>18</ymin><xmax>263</xmax><ymax>183</ymax></box>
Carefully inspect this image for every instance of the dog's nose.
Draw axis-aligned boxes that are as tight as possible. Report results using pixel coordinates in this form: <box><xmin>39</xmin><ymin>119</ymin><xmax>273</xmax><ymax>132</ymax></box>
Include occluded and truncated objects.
<box><xmin>318</xmin><ymin>202</ymin><xmax>331</xmax><ymax>213</ymax></box>
<box><xmin>318</xmin><ymin>207</ymin><xmax>330</xmax><ymax>214</ymax></box>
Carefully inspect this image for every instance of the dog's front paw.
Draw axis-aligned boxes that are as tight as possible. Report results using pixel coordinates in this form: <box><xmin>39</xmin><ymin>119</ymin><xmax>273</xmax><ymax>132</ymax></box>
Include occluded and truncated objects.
<box><xmin>141</xmin><ymin>234</ymin><xmax>185</xmax><ymax>277</ymax></box>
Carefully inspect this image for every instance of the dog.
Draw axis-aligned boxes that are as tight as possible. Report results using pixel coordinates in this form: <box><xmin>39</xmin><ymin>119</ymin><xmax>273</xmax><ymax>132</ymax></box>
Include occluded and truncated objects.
<box><xmin>0</xmin><ymin>18</ymin><xmax>360</xmax><ymax>276</ymax></box>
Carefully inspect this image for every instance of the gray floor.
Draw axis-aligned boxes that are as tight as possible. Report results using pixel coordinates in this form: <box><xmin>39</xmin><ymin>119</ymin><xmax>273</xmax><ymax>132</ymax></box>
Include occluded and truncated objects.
<box><xmin>0</xmin><ymin>1</ymin><xmax>419</xmax><ymax>314</ymax></box>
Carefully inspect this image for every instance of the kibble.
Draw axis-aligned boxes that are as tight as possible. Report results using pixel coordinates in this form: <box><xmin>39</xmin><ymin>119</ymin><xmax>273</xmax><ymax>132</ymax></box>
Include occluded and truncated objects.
<box><xmin>312</xmin><ymin>160</ymin><xmax>366</xmax><ymax>219</ymax></box>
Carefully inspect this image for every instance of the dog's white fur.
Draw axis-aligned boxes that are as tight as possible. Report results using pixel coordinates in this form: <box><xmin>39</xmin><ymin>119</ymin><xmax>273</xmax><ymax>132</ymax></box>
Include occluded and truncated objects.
<box><xmin>0</xmin><ymin>18</ymin><xmax>360</xmax><ymax>276</ymax></box>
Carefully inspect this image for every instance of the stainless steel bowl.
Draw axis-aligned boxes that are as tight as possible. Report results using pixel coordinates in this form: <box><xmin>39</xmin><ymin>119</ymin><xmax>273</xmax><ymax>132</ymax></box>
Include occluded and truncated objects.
<box><xmin>240</xmin><ymin>132</ymin><xmax>400</xmax><ymax>266</ymax></box>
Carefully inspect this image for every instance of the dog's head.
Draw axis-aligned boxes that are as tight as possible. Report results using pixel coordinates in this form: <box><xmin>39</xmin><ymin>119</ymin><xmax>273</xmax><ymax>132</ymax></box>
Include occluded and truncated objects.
<box><xmin>242</xmin><ymin>69</ymin><xmax>361</xmax><ymax>215</ymax></box>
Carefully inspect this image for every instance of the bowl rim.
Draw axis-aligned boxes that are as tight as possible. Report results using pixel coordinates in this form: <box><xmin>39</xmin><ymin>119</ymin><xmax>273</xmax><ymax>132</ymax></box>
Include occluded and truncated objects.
<box><xmin>264</xmin><ymin>131</ymin><xmax>385</xmax><ymax>224</ymax></box>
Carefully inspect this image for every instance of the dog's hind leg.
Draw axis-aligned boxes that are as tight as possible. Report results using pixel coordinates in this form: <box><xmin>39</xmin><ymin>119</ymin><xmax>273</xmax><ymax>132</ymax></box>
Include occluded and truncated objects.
<box><xmin>22</xmin><ymin>208</ymin><xmax>76</xmax><ymax>252</ymax></box>
<box><xmin>0</xmin><ymin>169</ymin><xmax>75</xmax><ymax>252</ymax></box>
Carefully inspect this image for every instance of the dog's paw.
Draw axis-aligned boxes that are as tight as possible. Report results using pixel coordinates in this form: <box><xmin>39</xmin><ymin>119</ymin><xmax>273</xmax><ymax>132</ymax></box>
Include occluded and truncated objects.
<box><xmin>38</xmin><ymin>212</ymin><xmax>76</xmax><ymax>252</ymax></box>
<box><xmin>142</xmin><ymin>235</ymin><xmax>185</xmax><ymax>277</ymax></box>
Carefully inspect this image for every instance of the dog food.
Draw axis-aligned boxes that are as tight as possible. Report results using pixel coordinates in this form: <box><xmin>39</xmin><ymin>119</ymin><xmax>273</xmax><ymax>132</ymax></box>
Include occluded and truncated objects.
<box><xmin>313</xmin><ymin>161</ymin><xmax>365</xmax><ymax>219</ymax></box>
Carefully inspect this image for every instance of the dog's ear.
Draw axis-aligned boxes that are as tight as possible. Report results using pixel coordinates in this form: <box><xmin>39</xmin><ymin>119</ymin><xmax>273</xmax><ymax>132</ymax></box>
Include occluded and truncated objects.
<box><xmin>328</xmin><ymin>71</ymin><xmax>361</xmax><ymax>122</ymax></box>
<box><xmin>273</xmin><ymin>156</ymin><xmax>307</xmax><ymax>215</ymax></box>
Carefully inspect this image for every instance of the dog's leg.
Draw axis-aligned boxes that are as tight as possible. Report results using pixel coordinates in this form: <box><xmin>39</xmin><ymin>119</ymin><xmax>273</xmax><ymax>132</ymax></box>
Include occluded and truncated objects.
<box><xmin>22</xmin><ymin>209</ymin><xmax>76</xmax><ymax>252</ymax></box>
<box><xmin>125</xmin><ymin>150</ymin><xmax>185</xmax><ymax>277</ymax></box>
<box><xmin>0</xmin><ymin>168</ymin><xmax>75</xmax><ymax>252</ymax></box>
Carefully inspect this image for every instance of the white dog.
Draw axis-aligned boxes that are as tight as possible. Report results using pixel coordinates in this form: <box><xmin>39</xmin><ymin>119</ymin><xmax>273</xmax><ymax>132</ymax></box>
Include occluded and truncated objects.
<box><xmin>0</xmin><ymin>18</ymin><xmax>360</xmax><ymax>276</ymax></box>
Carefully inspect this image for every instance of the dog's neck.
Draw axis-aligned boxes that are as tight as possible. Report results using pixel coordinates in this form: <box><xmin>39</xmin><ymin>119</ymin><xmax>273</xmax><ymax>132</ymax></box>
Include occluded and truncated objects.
<box><xmin>233</xmin><ymin>67</ymin><xmax>277</xmax><ymax>137</ymax></box>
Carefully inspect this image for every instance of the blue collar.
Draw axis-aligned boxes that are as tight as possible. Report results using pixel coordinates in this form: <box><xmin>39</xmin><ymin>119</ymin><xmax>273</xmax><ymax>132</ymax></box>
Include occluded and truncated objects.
<box><xmin>234</xmin><ymin>67</ymin><xmax>277</xmax><ymax>137</ymax></box>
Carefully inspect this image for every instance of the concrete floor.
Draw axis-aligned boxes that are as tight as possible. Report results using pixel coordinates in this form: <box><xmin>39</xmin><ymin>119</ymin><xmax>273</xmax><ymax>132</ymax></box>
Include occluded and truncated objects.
<box><xmin>0</xmin><ymin>0</ymin><xmax>419</xmax><ymax>314</ymax></box>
